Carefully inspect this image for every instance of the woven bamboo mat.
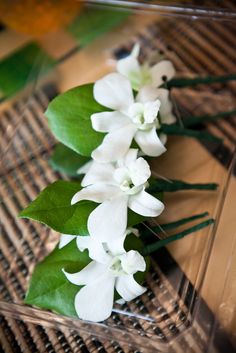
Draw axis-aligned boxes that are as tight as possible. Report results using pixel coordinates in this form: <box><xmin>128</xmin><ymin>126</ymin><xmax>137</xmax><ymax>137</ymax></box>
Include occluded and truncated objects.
<box><xmin>1</xmin><ymin>2</ymin><xmax>236</xmax><ymax>352</ymax></box>
<box><xmin>0</xmin><ymin>85</ymin><xmax>209</xmax><ymax>353</ymax></box>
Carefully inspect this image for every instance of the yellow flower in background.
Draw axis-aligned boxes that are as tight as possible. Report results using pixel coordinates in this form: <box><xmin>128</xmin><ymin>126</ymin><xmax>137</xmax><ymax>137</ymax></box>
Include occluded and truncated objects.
<box><xmin>0</xmin><ymin>0</ymin><xmax>83</xmax><ymax>36</ymax></box>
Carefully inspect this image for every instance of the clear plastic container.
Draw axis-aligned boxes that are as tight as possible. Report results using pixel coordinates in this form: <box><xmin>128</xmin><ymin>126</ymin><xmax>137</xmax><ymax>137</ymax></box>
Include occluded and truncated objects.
<box><xmin>0</xmin><ymin>2</ymin><xmax>236</xmax><ymax>352</ymax></box>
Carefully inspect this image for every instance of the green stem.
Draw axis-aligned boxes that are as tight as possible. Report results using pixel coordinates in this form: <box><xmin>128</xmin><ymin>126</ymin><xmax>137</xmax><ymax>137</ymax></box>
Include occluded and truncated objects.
<box><xmin>139</xmin><ymin>212</ymin><xmax>209</xmax><ymax>241</ymax></box>
<box><xmin>161</xmin><ymin>124</ymin><xmax>222</xmax><ymax>143</ymax></box>
<box><xmin>142</xmin><ymin>219</ymin><xmax>214</xmax><ymax>256</ymax></box>
<box><xmin>165</xmin><ymin>74</ymin><xmax>236</xmax><ymax>89</ymax></box>
<box><xmin>182</xmin><ymin>109</ymin><xmax>236</xmax><ymax>127</ymax></box>
<box><xmin>160</xmin><ymin>212</ymin><xmax>209</xmax><ymax>231</ymax></box>
<box><xmin>148</xmin><ymin>179</ymin><xmax>218</xmax><ymax>193</ymax></box>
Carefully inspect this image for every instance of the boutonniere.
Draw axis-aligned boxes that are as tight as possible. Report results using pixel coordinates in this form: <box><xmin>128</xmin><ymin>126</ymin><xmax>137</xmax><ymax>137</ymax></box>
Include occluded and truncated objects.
<box><xmin>19</xmin><ymin>44</ymin><xmax>235</xmax><ymax>322</ymax></box>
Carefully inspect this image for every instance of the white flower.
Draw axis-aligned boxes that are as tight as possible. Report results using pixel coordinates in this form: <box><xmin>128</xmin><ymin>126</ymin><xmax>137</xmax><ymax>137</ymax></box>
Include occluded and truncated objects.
<box><xmin>63</xmin><ymin>237</ymin><xmax>146</xmax><ymax>322</ymax></box>
<box><xmin>59</xmin><ymin>234</ymin><xmax>77</xmax><ymax>249</ymax></box>
<box><xmin>91</xmin><ymin>72</ymin><xmax>166</xmax><ymax>163</ymax></box>
<box><xmin>72</xmin><ymin>149</ymin><xmax>164</xmax><ymax>243</ymax></box>
<box><xmin>117</xmin><ymin>44</ymin><xmax>176</xmax><ymax>125</ymax></box>
<box><xmin>59</xmin><ymin>233</ymin><xmax>105</xmax><ymax>252</ymax></box>
<box><xmin>59</xmin><ymin>229</ymin><xmax>132</xmax><ymax>254</ymax></box>
<box><xmin>136</xmin><ymin>86</ymin><xmax>176</xmax><ymax>125</ymax></box>
<box><xmin>117</xmin><ymin>43</ymin><xmax>175</xmax><ymax>91</ymax></box>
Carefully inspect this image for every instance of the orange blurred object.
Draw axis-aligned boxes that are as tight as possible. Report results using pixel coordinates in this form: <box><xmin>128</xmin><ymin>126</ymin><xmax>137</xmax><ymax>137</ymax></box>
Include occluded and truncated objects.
<box><xmin>0</xmin><ymin>0</ymin><xmax>83</xmax><ymax>36</ymax></box>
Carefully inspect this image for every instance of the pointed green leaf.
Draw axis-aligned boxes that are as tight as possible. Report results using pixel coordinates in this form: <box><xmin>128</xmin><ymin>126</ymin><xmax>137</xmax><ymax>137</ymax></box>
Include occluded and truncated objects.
<box><xmin>19</xmin><ymin>181</ymin><xmax>149</xmax><ymax>234</ymax></box>
<box><xmin>49</xmin><ymin>143</ymin><xmax>90</xmax><ymax>176</ymax></box>
<box><xmin>24</xmin><ymin>240</ymin><xmax>90</xmax><ymax>317</ymax></box>
<box><xmin>45</xmin><ymin>84</ymin><xmax>106</xmax><ymax>157</ymax></box>
<box><xmin>19</xmin><ymin>180</ymin><xmax>97</xmax><ymax>235</ymax></box>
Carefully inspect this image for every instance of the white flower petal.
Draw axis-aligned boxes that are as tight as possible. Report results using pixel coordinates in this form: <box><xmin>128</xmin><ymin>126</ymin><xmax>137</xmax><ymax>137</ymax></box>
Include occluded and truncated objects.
<box><xmin>89</xmin><ymin>243</ymin><xmax>111</xmax><ymax>264</ymax></box>
<box><xmin>94</xmin><ymin>73</ymin><xmax>134</xmax><ymax>111</ymax></box>
<box><xmin>135</xmin><ymin>127</ymin><xmax>166</xmax><ymax>157</ymax></box>
<box><xmin>75</xmin><ymin>235</ymin><xmax>91</xmax><ymax>252</ymax></box>
<box><xmin>88</xmin><ymin>195</ymin><xmax>128</xmax><ymax>242</ymax></box>
<box><xmin>161</xmin><ymin>112</ymin><xmax>176</xmax><ymax>125</ymax></box>
<box><xmin>76</xmin><ymin>236</ymin><xmax>111</xmax><ymax>264</ymax></box>
<box><xmin>81</xmin><ymin>161</ymin><xmax>115</xmax><ymax>187</ymax></box>
<box><xmin>154</xmin><ymin>88</ymin><xmax>171</xmax><ymax>114</ymax></box>
<box><xmin>75</xmin><ymin>273</ymin><xmax>115</xmax><ymax>322</ymax></box>
<box><xmin>119</xmin><ymin>250</ymin><xmax>146</xmax><ymax>274</ymax></box>
<box><xmin>113</xmin><ymin>167</ymin><xmax>130</xmax><ymax>185</ymax></box>
<box><xmin>137</xmin><ymin>87</ymin><xmax>176</xmax><ymax>125</ymax></box>
<box><xmin>116</xmin><ymin>298</ymin><xmax>126</xmax><ymax>305</ymax></box>
<box><xmin>71</xmin><ymin>184</ymin><xmax>119</xmax><ymax>205</ymax></box>
<box><xmin>160</xmin><ymin>133</ymin><xmax>167</xmax><ymax>145</ymax></box>
<box><xmin>136</xmin><ymin>86</ymin><xmax>159</xmax><ymax>103</ymax></box>
<box><xmin>116</xmin><ymin>43</ymin><xmax>141</xmax><ymax>86</ymax></box>
<box><xmin>129</xmin><ymin>157</ymin><xmax>151</xmax><ymax>186</ymax></box>
<box><xmin>116</xmin><ymin>148</ymin><xmax>138</xmax><ymax>168</ymax></box>
<box><xmin>128</xmin><ymin>102</ymin><xmax>143</xmax><ymax>120</ymax></box>
<box><xmin>62</xmin><ymin>261</ymin><xmax>106</xmax><ymax>286</ymax></box>
<box><xmin>59</xmin><ymin>234</ymin><xmax>76</xmax><ymax>249</ymax></box>
<box><xmin>117</xmin><ymin>55</ymin><xmax>141</xmax><ymax>81</ymax></box>
<box><xmin>155</xmin><ymin>88</ymin><xmax>176</xmax><ymax>124</ymax></box>
<box><xmin>92</xmin><ymin>124</ymin><xmax>136</xmax><ymax>163</ymax></box>
<box><xmin>131</xmin><ymin>43</ymin><xmax>140</xmax><ymax>58</ymax></box>
<box><xmin>106</xmin><ymin>236</ymin><xmax>125</xmax><ymax>255</ymax></box>
<box><xmin>125</xmin><ymin>227</ymin><xmax>140</xmax><ymax>238</ymax></box>
<box><xmin>77</xmin><ymin>160</ymin><xmax>93</xmax><ymax>175</ymax></box>
<box><xmin>116</xmin><ymin>275</ymin><xmax>146</xmax><ymax>301</ymax></box>
<box><xmin>91</xmin><ymin>111</ymin><xmax>130</xmax><ymax>133</ymax></box>
<box><xmin>143</xmin><ymin>100</ymin><xmax>161</xmax><ymax>124</ymax></box>
<box><xmin>76</xmin><ymin>236</ymin><xmax>111</xmax><ymax>263</ymax></box>
<box><xmin>150</xmin><ymin>60</ymin><xmax>176</xmax><ymax>88</ymax></box>
<box><xmin>128</xmin><ymin>190</ymin><xmax>164</xmax><ymax>217</ymax></box>
<box><xmin>123</xmin><ymin>148</ymin><xmax>139</xmax><ymax>166</ymax></box>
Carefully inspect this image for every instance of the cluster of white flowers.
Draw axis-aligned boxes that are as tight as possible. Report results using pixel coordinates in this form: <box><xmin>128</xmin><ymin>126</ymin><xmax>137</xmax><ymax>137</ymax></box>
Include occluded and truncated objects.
<box><xmin>60</xmin><ymin>44</ymin><xmax>176</xmax><ymax>322</ymax></box>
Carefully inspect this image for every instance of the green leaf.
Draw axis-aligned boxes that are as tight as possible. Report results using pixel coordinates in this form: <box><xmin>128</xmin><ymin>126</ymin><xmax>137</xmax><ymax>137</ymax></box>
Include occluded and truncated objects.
<box><xmin>0</xmin><ymin>42</ymin><xmax>55</xmax><ymax>100</ymax></box>
<box><xmin>19</xmin><ymin>180</ymin><xmax>97</xmax><ymax>235</ymax></box>
<box><xmin>24</xmin><ymin>240</ymin><xmax>90</xmax><ymax>317</ymax></box>
<box><xmin>68</xmin><ymin>8</ymin><xmax>130</xmax><ymax>47</ymax></box>
<box><xmin>45</xmin><ymin>84</ymin><xmax>106</xmax><ymax>157</ymax></box>
<box><xmin>25</xmin><ymin>234</ymin><xmax>149</xmax><ymax>318</ymax></box>
<box><xmin>19</xmin><ymin>181</ymin><xmax>148</xmax><ymax>234</ymax></box>
<box><xmin>128</xmin><ymin>209</ymin><xmax>146</xmax><ymax>227</ymax></box>
<box><xmin>49</xmin><ymin>143</ymin><xmax>90</xmax><ymax>176</ymax></box>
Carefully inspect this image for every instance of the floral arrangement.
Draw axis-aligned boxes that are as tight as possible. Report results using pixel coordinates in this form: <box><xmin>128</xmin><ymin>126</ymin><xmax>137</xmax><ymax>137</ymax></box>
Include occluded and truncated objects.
<box><xmin>19</xmin><ymin>44</ymin><xmax>235</xmax><ymax>323</ymax></box>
